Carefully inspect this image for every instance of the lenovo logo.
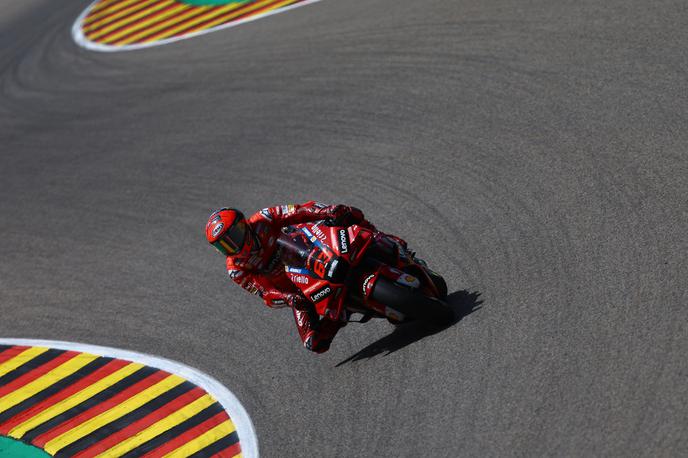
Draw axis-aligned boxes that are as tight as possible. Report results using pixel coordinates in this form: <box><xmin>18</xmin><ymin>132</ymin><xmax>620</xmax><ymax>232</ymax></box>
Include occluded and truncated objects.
<box><xmin>338</xmin><ymin>229</ymin><xmax>349</xmax><ymax>254</ymax></box>
<box><xmin>310</xmin><ymin>286</ymin><xmax>332</xmax><ymax>302</ymax></box>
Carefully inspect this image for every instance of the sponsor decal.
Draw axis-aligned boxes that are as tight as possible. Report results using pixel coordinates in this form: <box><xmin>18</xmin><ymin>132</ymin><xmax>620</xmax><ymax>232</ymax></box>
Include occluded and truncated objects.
<box><xmin>310</xmin><ymin>286</ymin><xmax>332</xmax><ymax>303</ymax></box>
<box><xmin>301</xmin><ymin>227</ymin><xmax>317</xmax><ymax>243</ymax></box>
<box><xmin>311</xmin><ymin>224</ymin><xmax>327</xmax><ymax>242</ymax></box>
<box><xmin>212</xmin><ymin>223</ymin><xmax>224</xmax><ymax>238</ymax></box>
<box><xmin>279</xmin><ymin>204</ymin><xmax>296</xmax><ymax>215</ymax></box>
<box><xmin>228</xmin><ymin>269</ymin><xmax>243</xmax><ymax>279</ymax></box>
<box><xmin>260</xmin><ymin>208</ymin><xmax>272</xmax><ymax>221</ymax></box>
<box><xmin>310</xmin><ymin>250</ymin><xmax>330</xmax><ymax>278</ymax></box>
<box><xmin>290</xmin><ymin>274</ymin><xmax>310</xmax><ymax>285</ymax></box>
<box><xmin>338</xmin><ymin>229</ymin><xmax>349</xmax><ymax>254</ymax></box>
<box><xmin>246</xmin><ymin>282</ymin><xmax>262</xmax><ymax>296</ymax></box>
<box><xmin>396</xmin><ymin>274</ymin><xmax>420</xmax><ymax>288</ymax></box>
<box><xmin>296</xmin><ymin>310</ymin><xmax>307</xmax><ymax>327</ymax></box>
<box><xmin>362</xmin><ymin>274</ymin><xmax>375</xmax><ymax>295</ymax></box>
<box><xmin>271</xmin><ymin>298</ymin><xmax>286</xmax><ymax>306</ymax></box>
<box><xmin>285</xmin><ymin>266</ymin><xmax>311</xmax><ymax>275</ymax></box>
<box><xmin>327</xmin><ymin>259</ymin><xmax>339</xmax><ymax>278</ymax></box>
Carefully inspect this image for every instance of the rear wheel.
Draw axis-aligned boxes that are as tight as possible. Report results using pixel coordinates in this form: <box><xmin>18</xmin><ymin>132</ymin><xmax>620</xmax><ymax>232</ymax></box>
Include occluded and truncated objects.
<box><xmin>370</xmin><ymin>278</ymin><xmax>454</xmax><ymax>326</ymax></box>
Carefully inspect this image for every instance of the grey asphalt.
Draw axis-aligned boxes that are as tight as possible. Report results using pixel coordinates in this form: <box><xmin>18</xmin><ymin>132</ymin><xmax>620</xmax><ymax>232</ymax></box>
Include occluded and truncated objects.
<box><xmin>1</xmin><ymin>0</ymin><xmax>687</xmax><ymax>456</ymax></box>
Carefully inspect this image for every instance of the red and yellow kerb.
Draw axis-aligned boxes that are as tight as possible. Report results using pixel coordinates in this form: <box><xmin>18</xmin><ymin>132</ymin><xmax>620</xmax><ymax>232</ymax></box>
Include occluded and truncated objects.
<box><xmin>0</xmin><ymin>344</ymin><xmax>242</xmax><ymax>457</ymax></box>
<box><xmin>74</xmin><ymin>0</ymin><xmax>309</xmax><ymax>50</ymax></box>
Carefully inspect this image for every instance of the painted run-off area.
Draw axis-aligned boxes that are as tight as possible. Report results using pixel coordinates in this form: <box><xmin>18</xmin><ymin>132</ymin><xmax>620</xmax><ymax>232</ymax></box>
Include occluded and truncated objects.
<box><xmin>73</xmin><ymin>0</ymin><xmax>319</xmax><ymax>51</ymax></box>
<box><xmin>0</xmin><ymin>341</ymin><xmax>255</xmax><ymax>457</ymax></box>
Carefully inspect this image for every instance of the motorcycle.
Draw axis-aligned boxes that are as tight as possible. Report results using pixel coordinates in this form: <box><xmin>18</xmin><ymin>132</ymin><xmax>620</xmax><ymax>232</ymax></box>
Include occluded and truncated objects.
<box><xmin>276</xmin><ymin>217</ymin><xmax>453</xmax><ymax>326</ymax></box>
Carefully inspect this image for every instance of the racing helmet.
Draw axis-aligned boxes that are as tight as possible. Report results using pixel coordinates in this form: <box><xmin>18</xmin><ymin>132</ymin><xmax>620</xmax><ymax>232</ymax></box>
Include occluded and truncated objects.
<box><xmin>206</xmin><ymin>208</ymin><xmax>250</xmax><ymax>256</ymax></box>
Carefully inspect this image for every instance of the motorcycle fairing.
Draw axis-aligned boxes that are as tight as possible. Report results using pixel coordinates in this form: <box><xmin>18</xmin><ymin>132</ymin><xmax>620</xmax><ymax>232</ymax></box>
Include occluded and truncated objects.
<box><xmin>280</xmin><ymin>220</ymin><xmax>440</xmax><ymax>323</ymax></box>
<box><xmin>286</xmin><ymin>224</ymin><xmax>375</xmax><ymax>320</ymax></box>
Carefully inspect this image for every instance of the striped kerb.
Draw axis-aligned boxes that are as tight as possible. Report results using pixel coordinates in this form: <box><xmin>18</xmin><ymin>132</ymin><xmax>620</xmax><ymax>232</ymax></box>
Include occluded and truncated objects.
<box><xmin>0</xmin><ymin>345</ymin><xmax>242</xmax><ymax>458</ymax></box>
<box><xmin>78</xmin><ymin>0</ymin><xmax>306</xmax><ymax>47</ymax></box>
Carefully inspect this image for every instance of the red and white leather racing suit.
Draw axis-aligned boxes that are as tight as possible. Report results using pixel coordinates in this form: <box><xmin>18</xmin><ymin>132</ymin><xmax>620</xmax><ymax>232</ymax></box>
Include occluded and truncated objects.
<box><xmin>226</xmin><ymin>201</ymin><xmax>378</xmax><ymax>353</ymax></box>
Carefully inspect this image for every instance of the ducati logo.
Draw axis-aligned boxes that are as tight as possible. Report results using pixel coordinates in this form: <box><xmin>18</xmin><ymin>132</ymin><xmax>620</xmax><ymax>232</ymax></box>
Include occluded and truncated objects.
<box><xmin>296</xmin><ymin>310</ymin><xmax>306</xmax><ymax>326</ymax></box>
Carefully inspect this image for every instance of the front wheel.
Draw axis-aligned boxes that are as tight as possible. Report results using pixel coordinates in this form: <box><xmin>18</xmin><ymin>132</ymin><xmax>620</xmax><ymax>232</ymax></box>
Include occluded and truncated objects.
<box><xmin>370</xmin><ymin>278</ymin><xmax>454</xmax><ymax>326</ymax></box>
<box><xmin>427</xmin><ymin>271</ymin><xmax>448</xmax><ymax>299</ymax></box>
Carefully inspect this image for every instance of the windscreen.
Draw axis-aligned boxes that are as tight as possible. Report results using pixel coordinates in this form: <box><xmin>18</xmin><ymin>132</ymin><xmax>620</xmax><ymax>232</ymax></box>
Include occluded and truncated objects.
<box><xmin>276</xmin><ymin>232</ymin><xmax>314</xmax><ymax>269</ymax></box>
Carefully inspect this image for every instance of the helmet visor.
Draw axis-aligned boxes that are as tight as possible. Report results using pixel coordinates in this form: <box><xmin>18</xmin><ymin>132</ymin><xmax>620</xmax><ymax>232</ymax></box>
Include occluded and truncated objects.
<box><xmin>213</xmin><ymin>219</ymin><xmax>247</xmax><ymax>255</ymax></box>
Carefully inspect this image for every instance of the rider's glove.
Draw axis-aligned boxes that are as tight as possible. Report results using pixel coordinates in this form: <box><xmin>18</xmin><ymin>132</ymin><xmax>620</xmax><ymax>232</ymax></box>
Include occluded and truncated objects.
<box><xmin>327</xmin><ymin>205</ymin><xmax>365</xmax><ymax>225</ymax></box>
<box><xmin>327</xmin><ymin>205</ymin><xmax>349</xmax><ymax>219</ymax></box>
<box><xmin>347</xmin><ymin>206</ymin><xmax>364</xmax><ymax>223</ymax></box>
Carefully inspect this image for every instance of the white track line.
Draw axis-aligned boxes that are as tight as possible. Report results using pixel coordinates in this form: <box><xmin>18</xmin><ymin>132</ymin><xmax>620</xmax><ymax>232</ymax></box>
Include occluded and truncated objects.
<box><xmin>0</xmin><ymin>338</ymin><xmax>259</xmax><ymax>458</ymax></box>
<box><xmin>72</xmin><ymin>0</ymin><xmax>324</xmax><ymax>52</ymax></box>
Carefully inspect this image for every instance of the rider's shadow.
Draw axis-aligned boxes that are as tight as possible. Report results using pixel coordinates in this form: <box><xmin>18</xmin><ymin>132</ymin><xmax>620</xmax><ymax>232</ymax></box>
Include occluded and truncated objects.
<box><xmin>335</xmin><ymin>290</ymin><xmax>483</xmax><ymax>366</ymax></box>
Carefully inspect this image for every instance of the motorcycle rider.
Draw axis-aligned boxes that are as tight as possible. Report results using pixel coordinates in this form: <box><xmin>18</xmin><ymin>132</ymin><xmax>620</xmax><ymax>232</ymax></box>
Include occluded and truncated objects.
<box><xmin>206</xmin><ymin>201</ymin><xmax>401</xmax><ymax>353</ymax></box>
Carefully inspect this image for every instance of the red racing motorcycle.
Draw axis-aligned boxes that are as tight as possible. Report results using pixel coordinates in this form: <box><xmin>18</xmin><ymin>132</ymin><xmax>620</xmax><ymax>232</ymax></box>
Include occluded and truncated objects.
<box><xmin>276</xmin><ymin>218</ymin><xmax>453</xmax><ymax>326</ymax></box>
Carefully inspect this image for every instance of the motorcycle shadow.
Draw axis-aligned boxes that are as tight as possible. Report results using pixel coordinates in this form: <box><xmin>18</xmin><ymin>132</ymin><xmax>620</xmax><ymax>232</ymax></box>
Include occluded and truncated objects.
<box><xmin>336</xmin><ymin>290</ymin><xmax>483</xmax><ymax>366</ymax></box>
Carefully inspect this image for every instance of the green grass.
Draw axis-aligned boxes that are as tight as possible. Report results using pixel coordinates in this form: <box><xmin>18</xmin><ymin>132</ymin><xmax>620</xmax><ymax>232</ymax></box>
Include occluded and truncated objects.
<box><xmin>0</xmin><ymin>436</ymin><xmax>50</xmax><ymax>458</ymax></box>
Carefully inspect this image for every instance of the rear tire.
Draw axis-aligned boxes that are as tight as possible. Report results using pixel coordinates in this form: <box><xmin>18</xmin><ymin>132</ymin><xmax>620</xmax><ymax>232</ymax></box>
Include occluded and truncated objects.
<box><xmin>370</xmin><ymin>278</ymin><xmax>454</xmax><ymax>326</ymax></box>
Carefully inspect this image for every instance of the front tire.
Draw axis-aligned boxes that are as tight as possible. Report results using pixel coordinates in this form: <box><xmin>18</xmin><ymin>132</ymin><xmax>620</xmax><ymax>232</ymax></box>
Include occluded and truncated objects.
<box><xmin>400</xmin><ymin>264</ymin><xmax>448</xmax><ymax>299</ymax></box>
<box><xmin>427</xmin><ymin>271</ymin><xmax>448</xmax><ymax>299</ymax></box>
<box><xmin>370</xmin><ymin>278</ymin><xmax>454</xmax><ymax>326</ymax></box>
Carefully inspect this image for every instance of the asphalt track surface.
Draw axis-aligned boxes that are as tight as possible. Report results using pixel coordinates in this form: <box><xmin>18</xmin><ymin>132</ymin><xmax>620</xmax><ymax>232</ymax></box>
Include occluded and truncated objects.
<box><xmin>1</xmin><ymin>0</ymin><xmax>687</xmax><ymax>456</ymax></box>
